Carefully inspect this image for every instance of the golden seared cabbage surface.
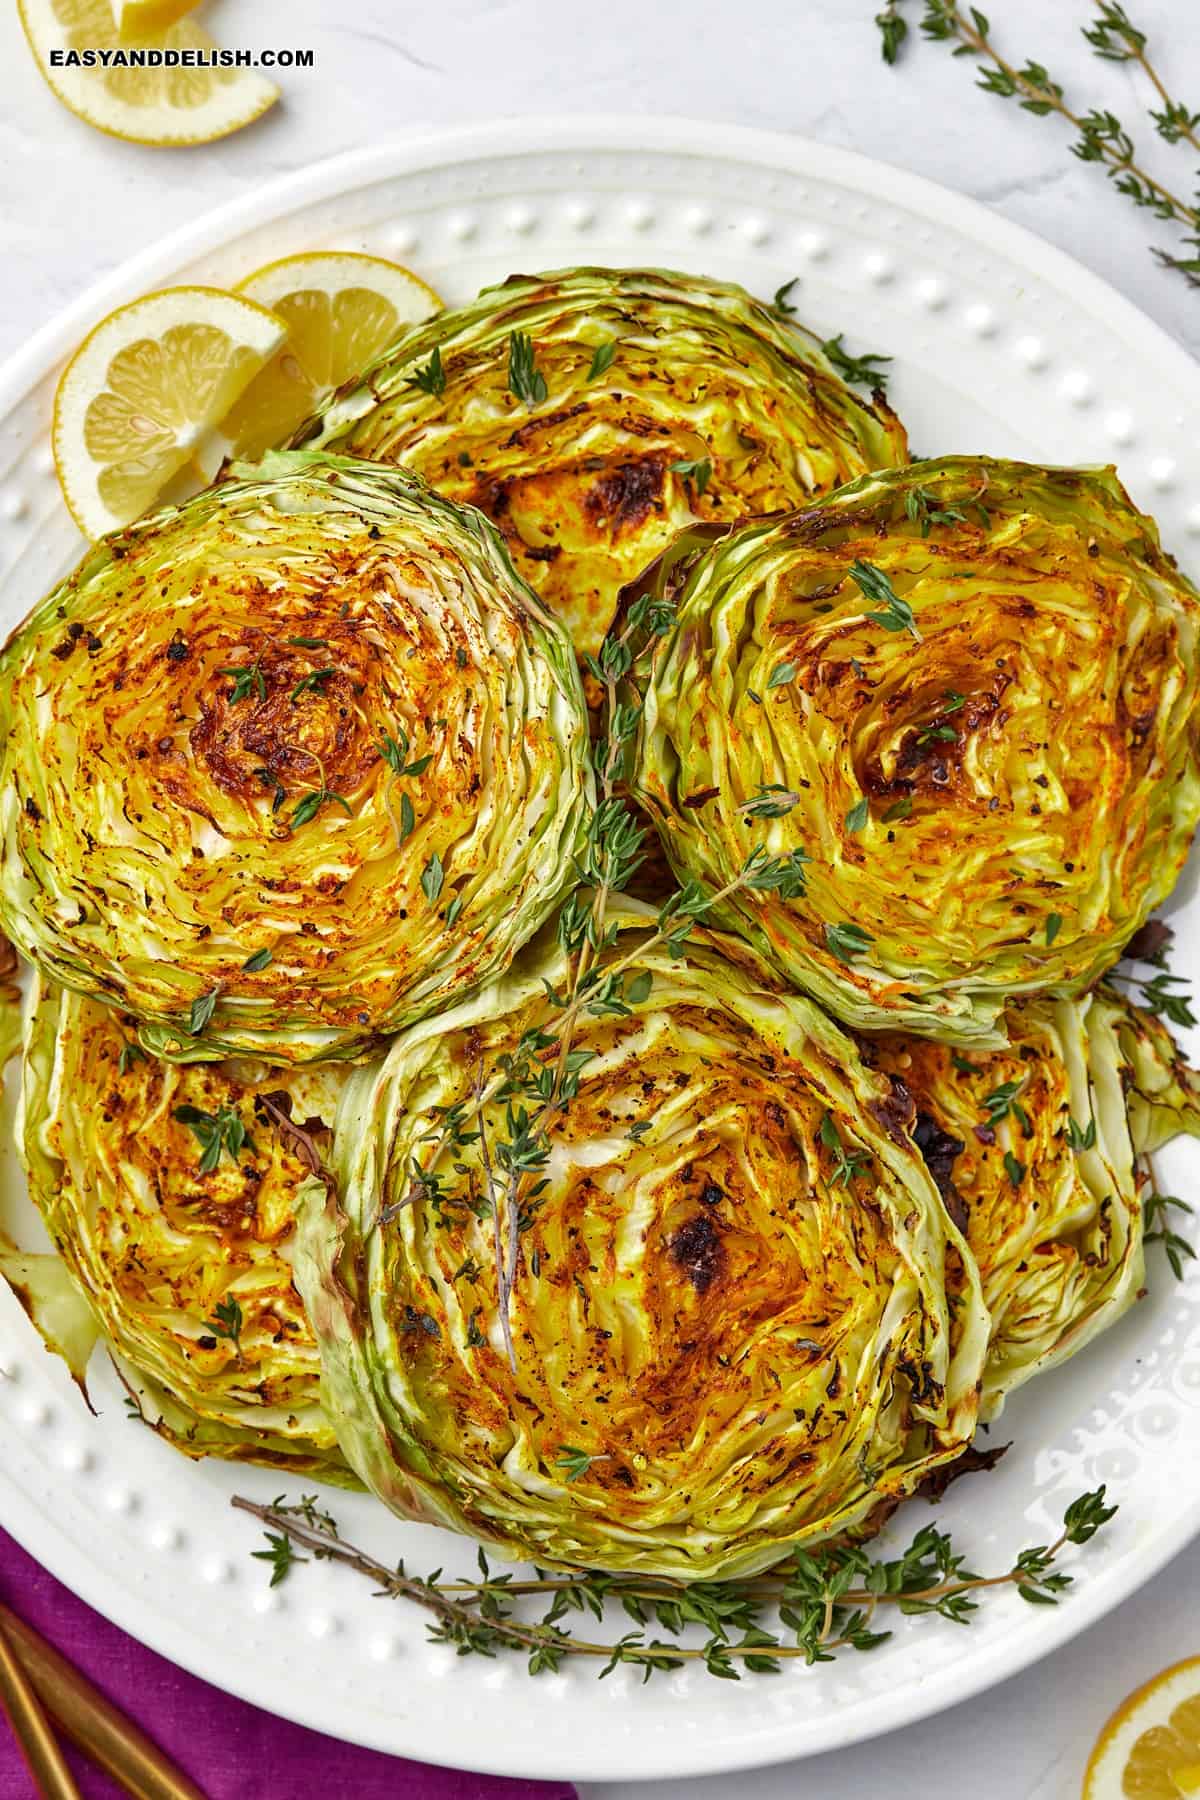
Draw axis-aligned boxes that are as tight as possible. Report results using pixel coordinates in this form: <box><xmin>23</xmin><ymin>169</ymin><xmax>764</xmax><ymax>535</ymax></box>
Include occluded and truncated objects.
<box><xmin>0</xmin><ymin>451</ymin><xmax>591</xmax><ymax>1063</ymax></box>
<box><xmin>15</xmin><ymin>979</ymin><xmax>351</xmax><ymax>1478</ymax></box>
<box><xmin>291</xmin><ymin>913</ymin><xmax>990</xmax><ymax>1580</ymax></box>
<box><xmin>632</xmin><ymin>458</ymin><xmax>1200</xmax><ymax>1045</ymax></box>
<box><xmin>867</xmin><ymin>987</ymin><xmax>1180</xmax><ymax>1414</ymax></box>
<box><xmin>298</xmin><ymin>267</ymin><xmax>908</xmax><ymax>663</ymax></box>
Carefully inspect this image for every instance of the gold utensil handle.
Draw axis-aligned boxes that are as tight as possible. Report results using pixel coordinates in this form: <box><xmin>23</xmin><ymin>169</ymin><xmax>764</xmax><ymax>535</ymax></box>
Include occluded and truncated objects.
<box><xmin>0</xmin><ymin>1614</ymin><xmax>81</xmax><ymax>1799</ymax></box>
<box><xmin>0</xmin><ymin>1603</ymin><xmax>208</xmax><ymax>1800</ymax></box>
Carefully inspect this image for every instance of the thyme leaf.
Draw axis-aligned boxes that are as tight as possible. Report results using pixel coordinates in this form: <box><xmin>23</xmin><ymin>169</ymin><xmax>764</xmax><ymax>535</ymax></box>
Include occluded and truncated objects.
<box><xmin>1066</xmin><ymin>1115</ymin><xmax>1097</xmax><ymax>1152</ymax></box>
<box><xmin>252</xmin><ymin>1531</ymin><xmax>307</xmax><ymax>1587</ymax></box>
<box><xmin>1144</xmin><ymin>1192</ymin><xmax>1196</xmax><ymax>1281</ymax></box>
<box><xmin>821</xmin><ymin>332</ymin><xmax>893</xmax><ymax>391</ymax></box>
<box><xmin>291</xmin><ymin>789</ymin><xmax>352</xmax><ymax>829</ymax></box>
<box><xmin>188</xmin><ymin>988</ymin><xmax>219</xmax><ymax>1036</ymax></box>
<box><xmin>825</xmin><ymin>920</ymin><xmax>874</xmax><ymax>963</ymax></box>
<box><xmin>421</xmin><ymin>851</ymin><xmax>445</xmax><ymax>906</ymax></box>
<box><xmin>508</xmin><ymin>331</ymin><xmax>547</xmax><ymax>405</ymax></box>
<box><xmin>772</xmin><ymin>277</ymin><xmax>800</xmax><ymax>315</ymax></box>
<box><xmin>405</xmin><ymin>346</ymin><xmax>446</xmax><ymax>397</ymax></box>
<box><xmin>290</xmin><ymin>666</ymin><xmax>336</xmax><ymax>704</ymax></box>
<box><xmin>670</xmin><ymin>457</ymin><xmax>713</xmax><ymax>497</ymax></box>
<box><xmin>587</xmin><ymin>340</ymin><xmax>616</xmax><ymax>381</ymax></box>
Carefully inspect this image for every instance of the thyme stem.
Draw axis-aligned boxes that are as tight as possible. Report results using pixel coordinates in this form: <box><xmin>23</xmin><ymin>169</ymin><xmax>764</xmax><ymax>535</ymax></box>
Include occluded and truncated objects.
<box><xmin>946</xmin><ymin>6</ymin><xmax>1192</xmax><ymax>225</ymax></box>
<box><xmin>233</xmin><ymin>1487</ymin><xmax>1116</xmax><ymax>1680</ymax></box>
<box><xmin>885</xmin><ymin>3</ymin><xmax>1200</xmax><ymax>283</ymax></box>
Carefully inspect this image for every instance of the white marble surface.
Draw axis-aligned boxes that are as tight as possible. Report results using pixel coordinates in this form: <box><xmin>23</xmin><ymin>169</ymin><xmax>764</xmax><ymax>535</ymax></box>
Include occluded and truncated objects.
<box><xmin>3</xmin><ymin>0</ymin><xmax>1199</xmax><ymax>1794</ymax></box>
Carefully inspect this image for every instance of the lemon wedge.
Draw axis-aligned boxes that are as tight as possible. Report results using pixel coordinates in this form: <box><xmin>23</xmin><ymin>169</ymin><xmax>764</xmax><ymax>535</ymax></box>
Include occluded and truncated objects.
<box><xmin>18</xmin><ymin>0</ymin><xmax>278</xmax><ymax>146</ymax></box>
<box><xmin>110</xmin><ymin>0</ymin><xmax>199</xmax><ymax>38</ymax></box>
<box><xmin>1085</xmin><ymin>1654</ymin><xmax>1200</xmax><ymax>1798</ymax></box>
<box><xmin>220</xmin><ymin>253</ymin><xmax>443</xmax><ymax>457</ymax></box>
<box><xmin>53</xmin><ymin>287</ymin><xmax>287</xmax><ymax>540</ymax></box>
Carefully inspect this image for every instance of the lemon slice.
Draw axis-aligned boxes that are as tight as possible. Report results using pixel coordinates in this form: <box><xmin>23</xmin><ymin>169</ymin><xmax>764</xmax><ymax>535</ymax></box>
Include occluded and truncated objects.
<box><xmin>1085</xmin><ymin>1655</ymin><xmax>1200</xmax><ymax>1797</ymax></box>
<box><xmin>110</xmin><ymin>0</ymin><xmax>199</xmax><ymax>38</ymax></box>
<box><xmin>53</xmin><ymin>287</ymin><xmax>287</xmax><ymax>539</ymax></box>
<box><xmin>221</xmin><ymin>253</ymin><xmax>443</xmax><ymax>457</ymax></box>
<box><xmin>18</xmin><ymin>0</ymin><xmax>278</xmax><ymax>146</ymax></box>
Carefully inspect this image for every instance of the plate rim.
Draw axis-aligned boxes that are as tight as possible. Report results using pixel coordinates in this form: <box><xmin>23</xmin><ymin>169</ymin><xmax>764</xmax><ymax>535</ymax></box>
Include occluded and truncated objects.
<box><xmin>1</xmin><ymin>112</ymin><xmax>1198</xmax><ymax>1782</ymax></box>
<box><xmin>2</xmin><ymin>112</ymin><xmax>1196</xmax><ymax>411</ymax></box>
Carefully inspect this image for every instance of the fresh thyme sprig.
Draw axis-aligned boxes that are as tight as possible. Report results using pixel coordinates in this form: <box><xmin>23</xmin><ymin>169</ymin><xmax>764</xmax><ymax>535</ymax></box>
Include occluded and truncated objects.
<box><xmin>373</xmin><ymin>589</ymin><xmax>813</xmax><ymax>1371</ymax></box>
<box><xmin>1144</xmin><ymin>1190</ymin><xmax>1197</xmax><ymax>1281</ymax></box>
<box><xmin>233</xmin><ymin>1486</ymin><xmax>1117</xmax><ymax>1681</ymax></box>
<box><xmin>173</xmin><ymin>1103</ymin><xmax>254</xmax><ymax>1174</ymax></box>
<box><xmin>1110</xmin><ymin>925</ymin><xmax>1197</xmax><ymax>1029</ymax></box>
<box><xmin>741</xmin><ymin>784</ymin><xmax>803</xmax><ymax>819</ymax></box>
<box><xmin>981</xmin><ymin>1076</ymin><xmax>1032</xmax><ymax>1136</ymax></box>
<box><xmin>879</xmin><ymin>2</ymin><xmax>1200</xmax><ymax>285</ymax></box>
<box><xmin>825</xmin><ymin>920</ymin><xmax>875</xmax><ymax>963</ymax></box>
<box><xmin>217</xmin><ymin>657</ymin><xmax>266</xmax><ymax>705</ymax></box>
<box><xmin>204</xmin><ymin>1297</ymin><xmax>244</xmax><ymax>1355</ymax></box>
<box><xmin>818</xmin><ymin>1112</ymin><xmax>872</xmax><ymax>1187</ymax></box>
<box><xmin>876</xmin><ymin>2</ymin><xmax>909</xmax><ymax>67</ymax></box>
<box><xmin>1083</xmin><ymin>3</ymin><xmax>1200</xmax><ymax>163</ymax></box>
<box><xmin>288</xmin><ymin>749</ymin><xmax>352</xmax><ymax>832</ymax></box>
<box><xmin>555</xmin><ymin>1446</ymin><xmax>611</xmax><ymax>1483</ymax></box>
<box><xmin>290</xmin><ymin>666</ymin><xmax>336</xmax><ymax>704</ymax></box>
<box><xmin>378</xmin><ymin>726</ymin><xmax>430</xmax><ymax>850</ymax></box>
<box><xmin>905</xmin><ymin>487</ymin><xmax>968</xmax><ymax>537</ymax></box>
<box><xmin>252</xmin><ymin>1532</ymin><xmax>306</xmax><ymax>1587</ymax></box>
<box><xmin>820</xmin><ymin>333</ymin><xmax>894</xmax><ymax>393</ymax></box>
<box><xmin>405</xmin><ymin>346</ymin><xmax>446</xmax><ymax>398</ymax></box>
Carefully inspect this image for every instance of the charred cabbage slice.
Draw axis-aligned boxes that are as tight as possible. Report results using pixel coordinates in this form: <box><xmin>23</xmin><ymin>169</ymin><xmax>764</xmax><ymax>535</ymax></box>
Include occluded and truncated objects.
<box><xmin>1110</xmin><ymin>990</ymin><xmax>1200</xmax><ymax>1154</ymax></box>
<box><xmin>870</xmin><ymin>994</ymin><xmax>1139</xmax><ymax>1416</ymax></box>
<box><xmin>13</xmin><ymin>977</ymin><xmax>353</xmax><ymax>1479</ymax></box>
<box><xmin>298</xmin><ymin>266</ymin><xmax>908</xmax><ymax>662</ymax></box>
<box><xmin>870</xmin><ymin>984</ymin><xmax>1199</xmax><ymax>1415</ymax></box>
<box><xmin>292</xmin><ymin>911</ymin><xmax>989</xmax><ymax>1580</ymax></box>
<box><xmin>0</xmin><ymin>450</ymin><xmax>591</xmax><ymax>1064</ymax></box>
<box><xmin>631</xmin><ymin>458</ymin><xmax>1200</xmax><ymax>1045</ymax></box>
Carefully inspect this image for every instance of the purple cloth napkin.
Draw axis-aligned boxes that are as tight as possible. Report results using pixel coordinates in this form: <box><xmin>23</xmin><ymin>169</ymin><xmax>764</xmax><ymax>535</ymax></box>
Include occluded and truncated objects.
<box><xmin>0</xmin><ymin>1529</ymin><xmax>576</xmax><ymax>1800</ymax></box>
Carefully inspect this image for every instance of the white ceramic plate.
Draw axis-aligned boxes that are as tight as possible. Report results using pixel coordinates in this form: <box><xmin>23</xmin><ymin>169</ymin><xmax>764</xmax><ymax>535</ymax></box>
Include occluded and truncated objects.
<box><xmin>1</xmin><ymin>117</ymin><xmax>1198</xmax><ymax>1784</ymax></box>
